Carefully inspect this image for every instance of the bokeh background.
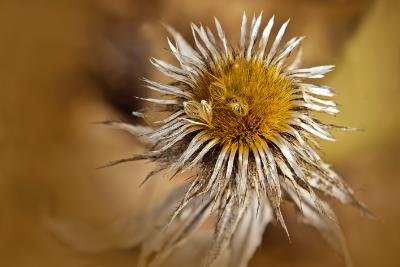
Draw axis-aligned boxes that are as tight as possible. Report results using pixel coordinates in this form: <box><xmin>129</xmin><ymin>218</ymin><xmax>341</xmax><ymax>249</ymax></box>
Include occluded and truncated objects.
<box><xmin>1</xmin><ymin>0</ymin><xmax>400</xmax><ymax>266</ymax></box>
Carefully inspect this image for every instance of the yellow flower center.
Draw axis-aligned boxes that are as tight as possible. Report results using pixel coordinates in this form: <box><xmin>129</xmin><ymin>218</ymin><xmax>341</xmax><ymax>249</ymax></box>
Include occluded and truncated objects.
<box><xmin>189</xmin><ymin>57</ymin><xmax>293</xmax><ymax>145</ymax></box>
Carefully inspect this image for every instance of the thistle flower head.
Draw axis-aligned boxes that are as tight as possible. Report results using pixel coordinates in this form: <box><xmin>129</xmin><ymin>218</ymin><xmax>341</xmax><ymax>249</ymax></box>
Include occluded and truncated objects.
<box><xmin>106</xmin><ymin>12</ymin><xmax>370</xmax><ymax>267</ymax></box>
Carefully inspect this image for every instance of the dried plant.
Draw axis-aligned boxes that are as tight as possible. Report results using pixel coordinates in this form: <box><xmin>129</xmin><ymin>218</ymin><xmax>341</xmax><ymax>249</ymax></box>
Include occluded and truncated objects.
<box><xmin>103</xmin><ymin>12</ymin><xmax>371</xmax><ymax>267</ymax></box>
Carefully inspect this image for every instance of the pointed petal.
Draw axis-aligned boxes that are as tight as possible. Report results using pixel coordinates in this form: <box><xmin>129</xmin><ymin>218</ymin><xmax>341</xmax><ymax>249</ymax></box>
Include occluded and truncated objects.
<box><xmin>205</xmin><ymin>196</ymin><xmax>245</xmax><ymax>267</ymax></box>
<box><xmin>266</xmin><ymin>19</ymin><xmax>290</xmax><ymax>64</ymax></box>
<box><xmin>164</xmin><ymin>23</ymin><xmax>200</xmax><ymax>59</ymax></box>
<box><xmin>240</xmin><ymin>12</ymin><xmax>248</xmax><ymax>55</ymax></box>
<box><xmin>285</xmin><ymin>183</ymin><xmax>353</xmax><ymax>266</ymax></box>
<box><xmin>257</xmin><ymin>15</ymin><xmax>274</xmax><ymax>60</ymax></box>
<box><xmin>214</xmin><ymin>17</ymin><xmax>229</xmax><ymax>56</ymax></box>
<box><xmin>246</xmin><ymin>12</ymin><xmax>263</xmax><ymax>60</ymax></box>
<box><xmin>273</xmin><ymin>36</ymin><xmax>304</xmax><ymax>68</ymax></box>
<box><xmin>228</xmin><ymin>193</ymin><xmax>273</xmax><ymax>267</ymax></box>
<box><xmin>287</xmin><ymin>65</ymin><xmax>335</xmax><ymax>79</ymax></box>
<box><xmin>287</xmin><ymin>45</ymin><xmax>303</xmax><ymax>71</ymax></box>
<box><xmin>187</xmin><ymin>138</ymin><xmax>220</xmax><ymax>168</ymax></box>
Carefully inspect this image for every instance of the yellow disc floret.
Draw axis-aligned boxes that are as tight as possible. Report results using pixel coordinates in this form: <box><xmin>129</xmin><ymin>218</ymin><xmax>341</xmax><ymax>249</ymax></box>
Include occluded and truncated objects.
<box><xmin>188</xmin><ymin>57</ymin><xmax>293</xmax><ymax>145</ymax></box>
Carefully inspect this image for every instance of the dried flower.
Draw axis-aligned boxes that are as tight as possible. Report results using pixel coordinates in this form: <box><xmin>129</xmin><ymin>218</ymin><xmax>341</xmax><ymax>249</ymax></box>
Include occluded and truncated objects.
<box><xmin>104</xmin><ymin>12</ymin><xmax>370</xmax><ymax>267</ymax></box>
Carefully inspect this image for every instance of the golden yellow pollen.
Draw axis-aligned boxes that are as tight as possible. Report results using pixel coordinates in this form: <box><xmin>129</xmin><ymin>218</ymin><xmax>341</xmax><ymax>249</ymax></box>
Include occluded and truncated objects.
<box><xmin>190</xmin><ymin>57</ymin><xmax>293</xmax><ymax>145</ymax></box>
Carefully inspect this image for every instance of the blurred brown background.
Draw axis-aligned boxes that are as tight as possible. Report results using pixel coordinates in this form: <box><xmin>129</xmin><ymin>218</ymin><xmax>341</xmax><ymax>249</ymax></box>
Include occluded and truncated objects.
<box><xmin>1</xmin><ymin>0</ymin><xmax>400</xmax><ymax>266</ymax></box>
